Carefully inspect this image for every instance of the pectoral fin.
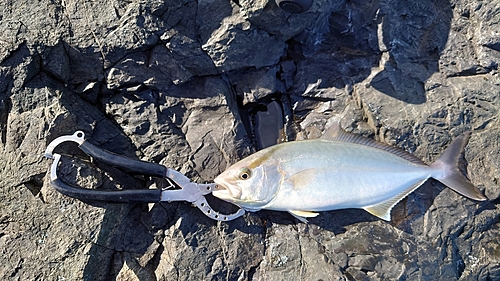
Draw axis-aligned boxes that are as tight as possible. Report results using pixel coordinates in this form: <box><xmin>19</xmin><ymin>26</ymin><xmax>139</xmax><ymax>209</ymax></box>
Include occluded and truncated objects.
<box><xmin>284</xmin><ymin>168</ymin><xmax>322</xmax><ymax>190</ymax></box>
<box><xmin>288</xmin><ymin>210</ymin><xmax>319</xmax><ymax>223</ymax></box>
<box><xmin>363</xmin><ymin>179</ymin><xmax>427</xmax><ymax>221</ymax></box>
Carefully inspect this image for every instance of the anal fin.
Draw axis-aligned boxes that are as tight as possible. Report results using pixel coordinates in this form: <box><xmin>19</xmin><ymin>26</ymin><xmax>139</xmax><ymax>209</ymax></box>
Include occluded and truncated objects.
<box><xmin>363</xmin><ymin>179</ymin><xmax>427</xmax><ymax>221</ymax></box>
<box><xmin>288</xmin><ymin>210</ymin><xmax>319</xmax><ymax>223</ymax></box>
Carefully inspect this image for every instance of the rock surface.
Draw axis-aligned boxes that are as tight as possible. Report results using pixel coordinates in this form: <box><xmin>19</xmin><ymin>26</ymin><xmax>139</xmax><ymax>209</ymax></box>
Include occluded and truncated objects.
<box><xmin>1</xmin><ymin>0</ymin><xmax>499</xmax><ymax>280</ymax></box>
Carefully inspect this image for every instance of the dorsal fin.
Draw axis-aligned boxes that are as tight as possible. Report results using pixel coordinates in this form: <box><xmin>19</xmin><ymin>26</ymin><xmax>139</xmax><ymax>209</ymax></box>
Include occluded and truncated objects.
<box><xmin>321</xmin><ymin>121</ymin><xmax>426</xmax><ymax>165</ymax></box>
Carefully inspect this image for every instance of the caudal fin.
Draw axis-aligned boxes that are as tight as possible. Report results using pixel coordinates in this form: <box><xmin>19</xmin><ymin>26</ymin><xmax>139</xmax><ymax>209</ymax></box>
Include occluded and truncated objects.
<box><xmin>431</xmin><ymin>132</ymin><xmax>487</xmax><ymax>201</ymax></box>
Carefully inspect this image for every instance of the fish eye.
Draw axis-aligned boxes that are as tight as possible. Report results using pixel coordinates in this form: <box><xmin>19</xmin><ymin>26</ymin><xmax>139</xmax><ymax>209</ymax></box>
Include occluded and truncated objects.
<box><xmin>238</xmin><ymin>167</ymin><xmax>252</xmax><ymax>180</ymax></box>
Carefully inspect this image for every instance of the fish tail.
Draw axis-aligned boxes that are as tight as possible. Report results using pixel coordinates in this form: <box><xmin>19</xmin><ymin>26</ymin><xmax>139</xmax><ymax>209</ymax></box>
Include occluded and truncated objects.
<box><xmin>430</xmin><ymin>132</ymin><xmax>487</xmax><ymax>201</ymax></box>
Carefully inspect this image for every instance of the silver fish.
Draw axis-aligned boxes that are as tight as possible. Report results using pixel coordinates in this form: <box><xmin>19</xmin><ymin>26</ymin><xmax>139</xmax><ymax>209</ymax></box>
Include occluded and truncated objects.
<box><xmin>212</xmin><ymin>122</ymin><xmax>487</xmax><ymax>222</ymax></box>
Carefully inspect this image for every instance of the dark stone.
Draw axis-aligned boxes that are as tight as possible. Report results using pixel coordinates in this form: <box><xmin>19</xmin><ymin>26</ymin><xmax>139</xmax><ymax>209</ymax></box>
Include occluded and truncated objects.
<box><xmin>0</xmin><ymin>0</ymin><xmax>499</xmax><ymax>280</ymax></box>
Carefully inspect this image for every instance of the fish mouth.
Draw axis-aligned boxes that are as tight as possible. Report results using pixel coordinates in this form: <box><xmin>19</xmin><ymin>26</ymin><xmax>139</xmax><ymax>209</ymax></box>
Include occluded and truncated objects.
<box><xmin>213</xmin><ymin>179</ymin><xmax>242</xmax><ymax>200</ymax></box>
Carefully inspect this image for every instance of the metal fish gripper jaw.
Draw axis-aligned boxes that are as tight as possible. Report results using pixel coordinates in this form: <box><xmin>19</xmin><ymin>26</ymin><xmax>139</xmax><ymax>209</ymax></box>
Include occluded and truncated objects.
<box><xmin>44</xmin><ymin>131</ymin><xmax>245</xmax><ymax>222</ymax></box>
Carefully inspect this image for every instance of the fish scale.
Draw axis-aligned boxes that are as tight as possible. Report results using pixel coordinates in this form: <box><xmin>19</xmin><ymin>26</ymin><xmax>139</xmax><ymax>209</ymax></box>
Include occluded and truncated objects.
<box><xmin>266</xmin><ymin>140</ymin><xmax>434</xmax><ymax>211</ymax></box>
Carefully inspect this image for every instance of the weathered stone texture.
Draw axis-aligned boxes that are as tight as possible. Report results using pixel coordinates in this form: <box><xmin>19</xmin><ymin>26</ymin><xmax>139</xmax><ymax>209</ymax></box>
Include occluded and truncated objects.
<box><xmin>1</xmin><ymin>0</ymin><xmax>499</xmax><ymax>280</ymax></box>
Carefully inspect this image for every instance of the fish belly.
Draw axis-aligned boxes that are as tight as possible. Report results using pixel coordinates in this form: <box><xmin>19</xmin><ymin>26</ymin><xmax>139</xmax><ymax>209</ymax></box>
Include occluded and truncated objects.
<box><xmin>264</xmin><ymin>140</ymin><xmax>436</xmax><ymax>211</ymax></box>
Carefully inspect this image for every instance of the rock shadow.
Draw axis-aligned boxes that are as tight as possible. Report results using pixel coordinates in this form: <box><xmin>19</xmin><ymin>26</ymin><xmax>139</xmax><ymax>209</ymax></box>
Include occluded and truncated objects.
<box><xmin>370</xmin><ymin>0</ymin><xmax>453</xmax><ymax>104</ymax></box>
<box><xmin>289</xmin><ymin>0</ymin><xmax>452</xmax><ymax>104</ymax></box>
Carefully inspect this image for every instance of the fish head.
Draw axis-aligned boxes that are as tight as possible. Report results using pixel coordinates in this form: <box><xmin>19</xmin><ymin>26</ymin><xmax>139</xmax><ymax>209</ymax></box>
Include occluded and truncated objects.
<box><xmin>213</xmin><ymin>149</ymin><xmax>281</xmax><ymax>210</ymax></box>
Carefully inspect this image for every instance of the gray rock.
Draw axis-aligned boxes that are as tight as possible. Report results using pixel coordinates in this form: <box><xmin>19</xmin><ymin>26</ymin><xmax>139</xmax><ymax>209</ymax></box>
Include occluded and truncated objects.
<box><xmin>229</xmin><ymin>66</ymin><xmax>283</xmax><ymax>105</ymax></box>
<box><xmin>1</xmin><ymin>0</ymin><xmax>499</xmax><ymax>280</ymax></box>
<box><xmin>239</xmin><ymin>0</ymin><xmax>344</xmax><ymax>41</ymax></box>
<box><xmin>162</xmin><ymin>29</ymin><xmax>218</xmax><ymax>77</ymax></box>
<box><xmin>202</xmin><ymin>13</ymin><xmax>287</xmax><ymax>72</ymax></box>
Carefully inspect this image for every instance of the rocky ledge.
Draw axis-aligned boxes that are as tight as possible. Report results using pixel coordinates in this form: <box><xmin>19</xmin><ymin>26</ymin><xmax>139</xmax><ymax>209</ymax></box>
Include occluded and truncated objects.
<box><xmin>1</xmin><ymin>0</ymin><xmax>499</xmax><ymax>280</ymax></box>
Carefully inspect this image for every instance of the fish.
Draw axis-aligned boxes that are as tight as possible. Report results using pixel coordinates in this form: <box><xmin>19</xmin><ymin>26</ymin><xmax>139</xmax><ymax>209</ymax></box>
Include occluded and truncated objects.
<box><xmin>212</xmin><ymin>122</ymin><xmax>487</xmax><ymax>222</ymax></box>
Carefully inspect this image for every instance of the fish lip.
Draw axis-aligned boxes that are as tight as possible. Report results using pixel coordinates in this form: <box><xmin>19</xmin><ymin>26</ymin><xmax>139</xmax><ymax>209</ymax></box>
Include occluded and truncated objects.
<box><xmin>213</xmin><ymin>178</ymin><xmax>242</xmax><ymax>199</ymax></box>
